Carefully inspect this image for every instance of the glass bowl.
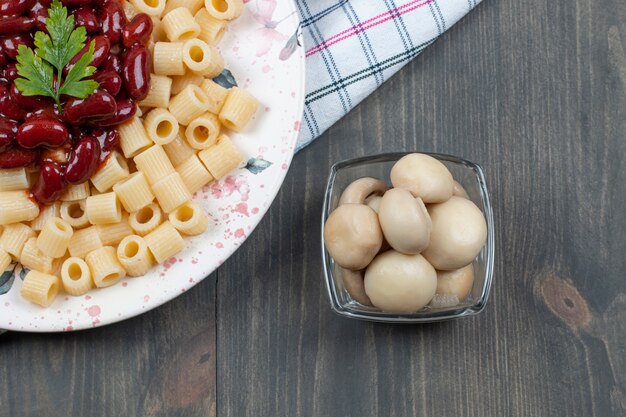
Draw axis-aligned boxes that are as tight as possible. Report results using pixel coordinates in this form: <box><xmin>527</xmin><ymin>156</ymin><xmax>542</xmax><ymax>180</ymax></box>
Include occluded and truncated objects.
<box><xmin>321</xmin><ymin>152</ymin><xmax>495</xmax><ymax>323</ymax></box>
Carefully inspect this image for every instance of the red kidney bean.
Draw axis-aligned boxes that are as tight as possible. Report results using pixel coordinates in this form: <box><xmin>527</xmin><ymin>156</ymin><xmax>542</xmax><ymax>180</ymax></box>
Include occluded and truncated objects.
<box><xmin>91</xmin><ymin>70</ymin><xmax>122</xmax><ymax>96</ymax></box>
<box><xmin>16</xmin><ymin>117</ymin><xmax>69</xmax><ymax>149</ymax></box>
<box><xmin>73</xmin><ymin>7</ymin><xmax>99</xmax><ymax>35</ymax></box>
<box><xmin>92</xmin><ymin>128</ymin><xmax>119</xmax><ymax>152</ymax></box>
<box><xmin>30</xmin><ymin>1</ymin><xmax>50</xmax><ymax>32</ymax></box>
<box><xmin>0</xmin><ymin>117</ymin><xmax>18</xmax><ymax>151</ymax></box>
<box><xmin>0</xmin><ymin>145</ymin><xmax>38</xmax><ymax>168</ymax></box>
<box><xmin>122</xmin><ymin>13</ymin><xmax>153</xmax><ymax>47</ymax></box>
<box><xmin>32</xmin><ymin>160</ymin><xmax>66</xmax><ymax>204</ymax></box>
<box><xmin>122</xmin><ymin>45</ymin><xmax>151</xmax><ymax>101</ymax></box>
<box><xmin>0</xmin><ymin>16</ymin><xmax>35</xmax><ymax>35</ymax></box>
<box><xmin>10</xmin><ymin>83</ymin><xmax>51</xmax><ymax>111</ymax></box>
<box><xmin>64</xmin><ymin>135</ymin><xmax>100</xmax><ymax>184</ymax></box>
<box><xmin>0</xmin><ymin>82</ymin><xmax>27</xmax><ymax>121</ymax></box>
<box><xmin>61</xmin><ymin>0</ymin><xmax>93</xmax><ymax>6</ymax></box>
<box><xmin>1</xmin><ymin>34</ymin><xmax>33</xmax><ymax>60</ymax></box>
<box><xmin>101</xmin><ymin>53</ymin><xmax>122</xmax><ymax>73</ymax></box>
<box><xmin>101</xmin><ymin>0</ymin><xmax>126</xmax><ymax>45</ymax></box>
<box><xmin>0</xmin><ymin>53</ymin><xmax>6</xmax><ymax>69</ymax></box>
<box><xmin>63</xmin><ymin>89</ymin><xmax>117</xmax><ymax>124</ymax></box>
<box><xmin>1</xmin><ymin>63</ymin><xmax>18</xmax><ymax>83</ymax></box>
<box><xmin>0</xmin><ymin>0</ymin><xmax>37</xmax><ymax>16</ymax></box>
<box><xmin>65</xmin><ymin>35</ymin><xmax>110</xmax><ymax>74</ymax></box>
<box><xmin>96</xmin><ymin>99</ymin><xmax>136</xmax><ymax>126</ymax></box>
<box><xmin>25</xmin><ymin>105</ymin><xmax>61</xmax><ymax>122</ymax></box>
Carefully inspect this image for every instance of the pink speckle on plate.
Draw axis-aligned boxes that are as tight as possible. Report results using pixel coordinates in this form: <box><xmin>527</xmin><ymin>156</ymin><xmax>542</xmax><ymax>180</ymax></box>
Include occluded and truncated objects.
<box><xmin>87</xmin><ymin>305</ymin><xmax>101</xmax><ymax>317</ymax></box>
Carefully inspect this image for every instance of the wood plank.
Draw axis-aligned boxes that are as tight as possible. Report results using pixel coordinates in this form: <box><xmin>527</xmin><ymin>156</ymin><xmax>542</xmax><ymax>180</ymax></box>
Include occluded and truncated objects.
<box><xmin>216</xmin><ymin>0</ymin><xmax>626</xmax><ymax>416</ymax></box>
<box><xmin>0</xmin><ymin>275</ymin><xmax>217</xmax><ymax>417</ymax></box>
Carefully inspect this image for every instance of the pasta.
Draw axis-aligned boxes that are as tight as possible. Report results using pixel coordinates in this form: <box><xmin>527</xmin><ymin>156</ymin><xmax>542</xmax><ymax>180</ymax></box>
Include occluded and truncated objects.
<box><xmin>68</xmin><ymin>226</ymin><xmax>103</xmax><ymax>258</ymax></box>
<box><xmin>86</xmin><ymin>247</ymin><xmax>126</xmax><ymax>288</ymax></box>
<box><xmin>163</xmin><ymin>133</ymin><xmax>196</xmax><ymax>167</ymax></box>
<box><xmin>128</xmin><ymin>203</ymin><xmax>163</xmax><ymax>236</ymax></box>
<box><xmin>182</xmin><ymin>39</ymin><xmax>224</xmax><ymax>77</ymax></box>
<box><xmin>143</xmin><ymin>108</ymin><xmax>180</xmax><ymax>144</ymax></box>
<box><xmin>171</xmin><ymin>71</ymin><xmax>204</xmax><ymax>95</ymax></box>
<box><xmin>86</xmin><ymin>192</ymin><xmax>123</xmax><ymax>225</ymax></box>
<box><xmin>164</xmin><ymin>0</ymin><xmax>204</xmax><ymax>15</ymax></box>
<box><xmin>113</xmin><ymin>171</ymin><xmax>155</xmax><ymax>213</ymax></box>
<box><xmin>199</xmin><ymin>79</ymin><xmax>228</xmax><ymax>114</ymax></box>
<box><xmin>20</xmin><ymin>237</ymin><xmax>54</xmax><ymax>274</ymax></box>
<box><xmin>153</xmin><ymin>42</ymin><xmax>186</xmax><ymax>75</ymax></box>
<box><xmin>134</xmin><ymin>145</ymin><xmax>176</xmax><ymax>185</ymax></box>
<box><xmin>163</xmin><ymin>7</ymin><xmax>201</xmax><ymax>42</ymax></box>
<box><xmin>96</xmin><ymin>215</ymin><xmax>133</xmax><ymax>246</ymax></box>
<box><xmin>21</xmin><ymin>270</ymin><xmax>61</xmax><ymax>307</ymax></box>
<box><xmin>60</xmin><ymin>200</ymin><xmax>90</xmax><ymax>229</ymax></box>
<box><xmin>0</xmin><ymin>223</ymin><xmax>35</xmax><ymax>260</ymax></box>
<box><xmin>176</xmin><ymin>154</ymin><xmax>214</xmax><ymax>193</ymax></box>
<box><xmin>31</xmin><ymin>202</ymin><xmax>61</xmax><ymax>232</ymax></box>
<box><xmin>60</xmin><ymin>257</ymin><xmax>93</xmax><ymax>296</ymax></box>
<box><xmin>144</xmin><ymin>221</ymin><xmax>185</xmax><ymax>263</ymax></box>
<box><xmin>151</xmin><ymin>172</ymin><xmax>192</xmax><ymax>213</ymax></box>
<box><xmin>36</xmin><ymin>217</ymin><xmax>73</xmax><ymax>258</ymax></box>
<box><xmin>195</xmin><ymin>8</ymin><xmax>227</xmax><ymax>45</ymax></box>
<box><xmin>6</xmin><ymin>0</ymin><xmax>262</xmax><ymax>307</ymax></box>
<box><xmin>198</xmin><ymin>134</ymin><xmax>243</xmax><ymax>180</ymax></box>
<box><xmin>61</xmin><ymin>182</ymin><xmax>90</xmax><ymax>201</ymax></box>
<box><xmin>204</xmin><ymin>0</ymin><xmax>244</xmax><ymax>20</ymax></box>
<box><xmin>0</xmin><ymin>167</ymin><xmax>30</xmax><ymax>191</ymax></box>
<box><xmin>169</xmin><ymin>201</ymin><xmax>209</xmax><ymax>235</ymax></box>
<box><xmin>0</xmin><ymin>191</ymin><xmax>40</xmax><ymax>225</ymax></box>
<box><xmin>90</xmin><ymin>152</ymin><xmax>130</xmax><ymax>193</ymax></box>
<box><xmin>168</xmin><ymin>85</ymin><xmax>210</xmax><ymax>125</ymax></box>
<box><xmin>129</xmin><ymin>0</ymin><xmax>165</xmax><ymax>16</ymax></box>
<box><xmin>185</xmin><ymin>112</ymin><xmax>220</xmax><ymax>149</ymax></box>
<box><xmin>138</xmin><ymin>74</ymin><xmax>173</xmax><ymax>108</ymax></box>
<box><xmin>117</xmin><ymin>235</ymin><xmax>155</xmax><ymax>276</ymax></box>
<box><xmin>219</xmin><ymin>87</ymin><xmax>259</xmax><ymax>132</ymax></box>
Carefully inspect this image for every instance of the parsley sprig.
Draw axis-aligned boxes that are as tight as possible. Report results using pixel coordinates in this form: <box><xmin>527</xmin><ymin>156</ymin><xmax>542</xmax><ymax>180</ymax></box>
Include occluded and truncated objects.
<box><xmin>14</xmin><ymin>0</ymin><xmax>99</xmax><ymax>110</ymax></box>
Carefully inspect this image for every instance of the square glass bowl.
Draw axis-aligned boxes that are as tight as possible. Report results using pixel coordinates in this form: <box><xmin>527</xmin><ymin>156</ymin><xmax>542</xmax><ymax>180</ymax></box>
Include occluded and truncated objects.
<box><xmin>321</xmin><ymin>152</ymin><xmax>495</xmax><ymax>323</ymax></box>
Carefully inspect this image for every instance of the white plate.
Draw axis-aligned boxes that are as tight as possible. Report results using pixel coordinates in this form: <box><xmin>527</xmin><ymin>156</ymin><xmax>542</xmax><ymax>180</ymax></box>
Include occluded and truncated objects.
<box><xmin>0</xmin><ymin>0</ymin><xmax>305</xmax><ymax>332</ymax></box>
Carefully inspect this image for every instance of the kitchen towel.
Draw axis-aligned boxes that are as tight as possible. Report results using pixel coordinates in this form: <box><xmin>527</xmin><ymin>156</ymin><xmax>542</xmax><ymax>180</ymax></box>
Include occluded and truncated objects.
<box><xmin>295</xmin><ymin>0</ymin><xmax>482</xmax><ymax>151</ymax></box>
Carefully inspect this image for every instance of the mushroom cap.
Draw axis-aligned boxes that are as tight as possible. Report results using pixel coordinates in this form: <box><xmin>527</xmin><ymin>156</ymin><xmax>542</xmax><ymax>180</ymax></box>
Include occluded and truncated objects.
<box><xmin>364</xmin><ymin>250</ymin><xmax>437</xmax><ymax>313</ymax></box>
<box><xmin>390</xmin><ymin>153</ymin><xmax>454</xmax><ymax>203</ymax></box>
<box><xmin>422</xmin><ymin>196</ymin><xmax>487</xmax><ymax>270</ymax></box>
<box><xmin>339</xmin><ymin>177</ymin><xmax>388</xmax><ymax>205</ymax></box>
<box><xmin>378</xmin><ymin>188</ymin><xmax>431</xmax><ymax>255</ymax></box>
<box><xmin>365</xmin><ymin>194</ymin><xmax>382</xmax><ymax>213</ymax></box>
<box><xmin>452</xmin><ymin>181</ymin><xmax>469</xmax><ymax>199</ymax></box>
<box><xmin>436</xmin><ymin>264</ymin><xmax>474</xmax><ymax>301</ymax></box>
<box><xmin>323</xmin><ymin>204</ymin><xmax>383</xmax><ymax>270</ymax></box>
<box><xmin>341</xmin><ymin>268</ymin><xmax>373</xmax><ymax>306</ymax></box>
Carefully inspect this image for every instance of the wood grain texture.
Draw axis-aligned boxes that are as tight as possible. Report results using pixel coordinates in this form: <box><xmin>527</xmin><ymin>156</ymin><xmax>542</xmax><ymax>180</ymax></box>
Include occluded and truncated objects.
<box><xmin>1</xmin><ymin>0</ymin><xmax>625</xmax><ymax>416</ymax></box>
<box><xmin>216</xmin><ymin>0</ymin><xmax>626</xmax><ymax>416</ymax></box>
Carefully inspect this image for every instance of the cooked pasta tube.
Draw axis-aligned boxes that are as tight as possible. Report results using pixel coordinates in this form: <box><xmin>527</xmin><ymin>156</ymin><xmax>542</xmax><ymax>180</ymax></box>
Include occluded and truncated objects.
<box><xmin>144</xmin><ymin>221</ymin><xmax>185</xmax><ymax>263</ymax></box>
<box><xmin>21</xmin><ymin>270</ymin><xmax>61</xmax><ymax>307</ymax></box>
<box><xmin>128</xmin><ymin>203</ymin><xmax>163</xmax><ymax>236</ymax></box>
<box><xmin>86</xmin><ymin>247</ymin><xmax>126</xmax><ymax>288</ymax></box>
<box><xmin>60</xmin><ymin>257</ymin><xmax>93</xmax><ymax>296</ymax></box>
<box><xmin>169</xmin><ymin>201</ymin><xmax>209</xmax><ymax>235</ymax></box>
<box><xmin>117</xmin><ymin>235</ymin><xmax>155</xmax><ymax>277</ymax></box>
<box><xmin>36</xmin><ymin>217</ymin><xmax>73</xmax><ymax>258</ymax></box>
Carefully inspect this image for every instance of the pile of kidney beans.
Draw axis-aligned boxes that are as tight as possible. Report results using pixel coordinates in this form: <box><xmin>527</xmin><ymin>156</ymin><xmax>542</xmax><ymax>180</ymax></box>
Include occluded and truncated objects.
<box><xmin>0</xmin><ymin>0</ymin><xmax>153</xmax><ymax>204</ymax></box>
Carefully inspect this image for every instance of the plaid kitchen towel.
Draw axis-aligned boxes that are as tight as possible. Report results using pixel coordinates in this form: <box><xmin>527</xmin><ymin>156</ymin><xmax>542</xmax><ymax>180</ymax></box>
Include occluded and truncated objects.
<box><xmin>295</xmin><ymin>0</ymin><xmax>482</xmax><ymax>151</ymax></box>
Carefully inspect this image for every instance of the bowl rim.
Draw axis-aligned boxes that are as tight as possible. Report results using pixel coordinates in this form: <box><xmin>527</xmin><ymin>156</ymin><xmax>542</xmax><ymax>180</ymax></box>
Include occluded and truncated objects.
<box><xmin>321</xmin><ymin>151</ymin><xmax>495</xmax><ymax>323</ymax></box>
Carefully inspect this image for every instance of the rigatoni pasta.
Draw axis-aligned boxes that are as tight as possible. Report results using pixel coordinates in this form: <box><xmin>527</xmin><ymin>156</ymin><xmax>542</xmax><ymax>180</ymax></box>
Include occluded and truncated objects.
<box><xmin>144</xmin><ymin>221</ymin><xmax>185</xmax><ymax>263</ymax></box>
<box><xmin>204</xmin><ymin>0</ymin><xmax>244</xmax><ymax>20</ymax></box>
<box><xmin>0</xmin><ymin>223</ymin><xmax>35</xmax><ymax>260</ymax></box>
<box><xmin>169</xmin><ymin>202</ymin><xmax>209</xmax><ymax>235</ymax></box>
<box><xmin>143</xmin><ymin>108</ymin><xmax>180</xmax><ymax>145</ymax></box>
<box><xmin>176</xmin><ymin>154</ymin><xmax>214</xmax><ymax>193</ymax></box>
<box><xmin>182</xmin><ymin>39</ymin><xmax>224</xmax><ymax>77</ymax></box>
<box><xmin>128</xmin><ymin>203</ymin><xmax>163</xmax><ymax>236</ymax></box>
<box><xmin>118</xmin><ymin>117</ymin><xmax>154</xmax><ymax>158</ymax></box>
<box><xmin>198</xmin><ymin>134</ymin><xmax>243</xmax><ymax>180</ymax></box>
<box><xmin>31</xmin><ymin>202</ymin><xmax>61</xmax><ymax>232</ymax></box>
<box><xmin>171</xmin><ymin>71</ymin><xmax>204</xmax><ymax>95</ymax></box>
<box><xmin>96</xmin><ymin>215</ymin><xmax>133</xmax><ymax>246</ymax></box>
<box><xmin>61</xmin><ymin>182</ymin><xmax>90</xmax><ymax>201</ymax></box>
<box><xmin>0</xmin><ymin>191</ymin><xmax>39</xmax><ymax>225</ymax></box>
<box><xmin>164</xmin><ymin>0</ymin><xmax>204</xmax><ymax>15</ymax></box>
<box><xmin>134</xmin><ymin>145</ymin><xmax>176</xmax><ymax>185</ymax></box>
<box><xmin>90</xmin><ymin>152</ymin><xmax>130</xmax><ymax>193</ymax></box>
<box><xmin>60</xmin><ymin>257</ymin><xmax>93</xmax><ymax>296</ymax></box>
<box><xmin>68</xmin><ymin>226</ymin><xmax>103</xmax><ymax>258</ymax></box>
<box><xmin>117</xmin><ymin>235</ymin><xmax>155</xmax><ymax>276</ymax></box>
<box><xmin>60</xmin><ymin>200</ymin><xmax>90</xmax><ymax>229</ymax></box>
<box><xmin>185</xmin><ymin>112</ymin><xmax>220</xmax><ymax>149</ymax></box>
<box><xmin>21</xmin><ymin>270</ymin><xmax>61</xmax><ymax>307</ymax></box>
<box><xmin>86</xmin><ymin>247</ymin><xmax>126</xmax><ymax>288</ymax></box>
<box><xmin>86</xmin><ymin>193</ymin><xmax>123</xmax><ymax>225</ymax></box>
<box><xmin>162</xmin><ymin>7</ymin><xmax>201</xmax><ymax>41</ymax></box>
<box><xmin>0</xmin><ymin>168</ymin><xmax>30</xmax><ymax>191</ymax></box>
<box><xmin>168</xmin><ymin>85</ymin><xmax>210</xmax><ymax>125</ymax></box>
<box><xmin>0</xmin><ymin>248</ymin><xmax>11</xmax><ymax>274</ymax></box>
<box><xmin>163</xmin><ymin>133</ymin><xmax>196</xmax><ymax>167</ymax></box>
<box><xmin>129</xmin><ymin>0</ymin><xmax>165</xmax><ymax>16</ymax></box>
<box><xmin>20</xmin><ymin>237</ymin><xmax>55</xmax><ymax>275</ymax></box>
<box><xmin>199</xmin><ymin>79</ymin><xmax>228</xmax><ymax>114</ymax></box>
<box><xmin>138</xmin><ymin>74</ymin><xmax>173</xmax><ymax>108</ymax></box>
<box><xmin>219</xmin><ymin>87</ymin><xmax>260</xmax><ymax>132</ymax></box>
<box><xmin>153</xmin><ymin>42</ymin><xmax>186</xmax><ymax>75</ymax></box>
<box><xmin>195</xmin><ymin>8</ymin><xmax>226</xmax><ymax>45</ymax></box>
<box><xmin>151</xmin><ymin>172</ymin><xmax>192</xmax><ymax>213</ymax></box>
<box><xmin>113</xmin><ymin>172</ymin><xmax>155</xmax><ymax>213</ymax></box>
<box><xmin>36</xmin><ymin>217</ymin><xmax>73</xmax><ymax>258</ymax></box>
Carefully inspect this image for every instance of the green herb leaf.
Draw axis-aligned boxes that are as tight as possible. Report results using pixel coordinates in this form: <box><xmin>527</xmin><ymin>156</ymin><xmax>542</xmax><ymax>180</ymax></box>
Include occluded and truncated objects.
<box><xmin>59</xmin><ymin>40</ymin><xmax>99</xmax><ymax>99</ymax></box>
<box><xmin>14</xmin><ymin>44</ymin><xmax>56</xmax><ymax>100</ymax></box>
<box><xmin>14</xmin><ymin>0</ymin><xmax>99</xmax><ymax>110</ymax></box>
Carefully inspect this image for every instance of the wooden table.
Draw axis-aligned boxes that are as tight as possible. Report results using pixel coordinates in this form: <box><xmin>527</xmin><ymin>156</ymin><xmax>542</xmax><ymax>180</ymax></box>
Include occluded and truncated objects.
<box><xmin>2</xmin><ymin>0</ymin><xmax>625</xmax><ymax>416</ymax></box>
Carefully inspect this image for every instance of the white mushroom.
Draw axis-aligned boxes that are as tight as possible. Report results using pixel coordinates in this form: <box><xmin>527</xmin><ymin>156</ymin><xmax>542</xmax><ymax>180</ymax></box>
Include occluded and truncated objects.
<box><xmin>378</xmin><ymin>188</ymin><xmax>431</xmax><ymax>254</ymax></box>
<box><xmin>341</xmin><ymin>268</ymin><xmax>373</xmax><ymax>306</ymax></box>
<box><xmin>339</xmin><ymin>177</ymin><xmax>387</xmax><ymax>205</ymax></box>
<box><xmin>390</xmin><ymin>153</ymin><xmax>454</xmax><ymax>203</ymax></box>
<box><xmin>422</xmin><ymin>196</ymin><xmax>487</xmax><ymax>270</ymax></box>
<box><xmin>364</xmin><ymin>250</ymin><xmax>437</xmax><ymax>313</ymax></box>
<box><xmin>365</xmin><ymin>194</ymin><xmax>382</xmax><ymax>213</ymax></box>
<box><xmin>323</xmin><ymin>204</ymin><xmax>383</xmax><ymax>270</ymax></box>
<box><xmin>436</xmin><ymin>264</ymin><xmax>474</xmax><ymax>300</ymax></box>
<box><xmin>452</xmin><ymin>181</ymin><xmax>469</xmax><ymax>199</ymax></box>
